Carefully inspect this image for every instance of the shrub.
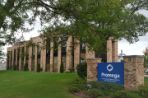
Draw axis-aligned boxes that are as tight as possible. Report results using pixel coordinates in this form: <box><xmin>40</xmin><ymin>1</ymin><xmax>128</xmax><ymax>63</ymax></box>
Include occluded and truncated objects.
<box><xmin>69</xmin><ymin>86</ymin><xmax>81</xmax><ymax>93</ymax></box>
<box><xmin>24</xmin><ymin>63</ymin><xmax>28</xmax><ymax>71</ymax></box>
<box><xmin>60</xmin><ymin>63</ymin><xmax>64</xmax><ymax>73</ymax></box>
<box><xmin>86</xmin><ymin>82</ymin><xmax>124</xmax><ymax>96</ymax></box>
<box><xmin>71</xmin><ymin>78</ymin><xmax>87</xmax><ymax>91</ymax></box>
<box><xmin>111</xmin><ymin>91</ymin><xmax>141</xmax><ymax>98</ymax></box>
<box><xmin>87</xmin><ymin>89</ymin><xmax>103</xmax><ymax>98</ymax></box>
<box><xmin>71</xmin><ymin>78</ymin><xmax>86</xmax><ymax>85</ymax></box>
<box><xmin>76</xmin><ymin>62</ymin><xmax>87</xmax><ymax>79</ymax></box>
<box><xmin>137</xmin><ymin>87</ymin><xmax>148</xmax><ymax>98</ymax></box>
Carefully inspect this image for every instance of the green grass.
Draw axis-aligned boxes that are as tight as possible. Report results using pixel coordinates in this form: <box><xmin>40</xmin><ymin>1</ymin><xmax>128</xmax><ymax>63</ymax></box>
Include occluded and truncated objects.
<box><xmin>145</xmin><ymin>77</ymin><xmax>148</xmax><ymax>88</ymax></box>
<box><xmin>0</xmin><ymin>71</ymin><xmax>79</xmax><ymax>98</ymax></box>
<box><xmin>0</xmin><ymin>71</ymin><xmax>148</xmax><ymax>98</ymax></box>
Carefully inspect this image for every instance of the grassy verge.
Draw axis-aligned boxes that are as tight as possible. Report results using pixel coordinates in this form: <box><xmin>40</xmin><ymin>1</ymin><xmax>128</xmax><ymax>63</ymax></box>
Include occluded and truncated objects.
<box><xmin>0</xmin><ymin>71</ymin><xmax>79</xmax><ymax>98</ymax></box>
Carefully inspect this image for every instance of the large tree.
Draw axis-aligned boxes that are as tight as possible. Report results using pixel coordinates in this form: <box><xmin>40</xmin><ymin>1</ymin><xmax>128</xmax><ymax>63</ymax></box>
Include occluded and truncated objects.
<box><xmin>0</xmin><ymin>0</ymin><xmax>148</xmax><ymax>54</ymax></box>
<box><xmin>0</xmin><ymin>0</ymin><xmax>34</xmax><ymax>59</ymax></box>
<box><xmin>37</xmin><ymin>0</ymin><xmax>148</xmax><ymax>51</ymax></box>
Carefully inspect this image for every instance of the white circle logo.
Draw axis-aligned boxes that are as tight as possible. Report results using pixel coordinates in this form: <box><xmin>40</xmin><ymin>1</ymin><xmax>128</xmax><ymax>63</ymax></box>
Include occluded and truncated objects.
<box><xmin>107</xmin><ymin>64</ymin><xmax>113</xmax><ymax>72</ymax></box>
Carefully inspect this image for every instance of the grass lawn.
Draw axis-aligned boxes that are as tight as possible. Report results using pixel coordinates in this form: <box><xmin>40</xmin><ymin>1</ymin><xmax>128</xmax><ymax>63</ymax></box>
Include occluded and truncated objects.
<box><xmin>145</xmin><ymin>77</ymin><xmax>148</xmax><ymax>87</ymax></box>
<box><xmin>0</xmin><ymin>71</ymin><xmax>148</xmax><ymax>98</ymax></box>
<box><xmin>0</xmin><ymin>71</ymin><xmax>79</xmax><ymax>98</ymax></box>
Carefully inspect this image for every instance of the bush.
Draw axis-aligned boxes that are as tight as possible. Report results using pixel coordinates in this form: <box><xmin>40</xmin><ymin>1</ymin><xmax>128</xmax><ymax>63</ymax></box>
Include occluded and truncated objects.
<box><xmin>111</xmin><ymin>91</ymin><xmax>141</xmax><ymax>98</ymax></box>
<box><xmin>76</xmin><ymin>62</ymin><xmax>87</xmax><ymax>79</ymax></box>
<box><xmin>71</xmin><ymin>78</ymin><xmax>87</xmax><ymax>91</ymax></box>
<box><xmin>137</xmin><ymin>87</ymin><xmax>148</xmax><ymax>98</ymax></box>
<box><xmin>87</xmin><ymin>89</ymin><xmax>103</xmax><ymax>98</ymax></box>
<box><xmin>69</xmin><ymin>86</ymin><xmax>81</xmax><ymax>93</ymax></box>
<box><xmin>60</xmin><ymin>63</ymin><xmax>64</xmax><ymax>73</ymax></box>
<box><xmin>88</xmin><ymin>82</ymin><xmax>123</xmax><ymax>95</ymax></box>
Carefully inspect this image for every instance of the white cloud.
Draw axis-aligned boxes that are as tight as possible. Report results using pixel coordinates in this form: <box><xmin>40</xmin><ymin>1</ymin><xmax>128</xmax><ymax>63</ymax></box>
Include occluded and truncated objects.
<box><xmin>118</xmin><ymin>34</ymin><xmax>148</xmax><ymax>55</ymax></box>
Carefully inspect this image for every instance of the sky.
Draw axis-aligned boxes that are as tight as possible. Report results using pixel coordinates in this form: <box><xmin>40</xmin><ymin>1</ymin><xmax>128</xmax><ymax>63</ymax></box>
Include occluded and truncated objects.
<box><xmin>118</xmin><ymin>10</ymin><xmax>148</xmax><ymax>55</ymax></box>
<box><xmin>119</xmin><ymin>34</ymin><xmax>148</xmax><ymax>55</ymax></box>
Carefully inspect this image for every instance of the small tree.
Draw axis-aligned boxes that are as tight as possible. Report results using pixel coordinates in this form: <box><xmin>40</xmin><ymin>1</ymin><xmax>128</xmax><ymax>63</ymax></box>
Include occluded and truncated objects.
<box><xmin>60</xmin><ymin>63</ymin><xmax>64</xmax><ymax>73</ymax></box>
<box><xmin>76</xmin><ymin>62</ymin><xmax>87</xmax><ymax>79</ymax></box>
<box><xmin>144</xmin><ymin>48</ymin><xmax>148</xmax><ymax>68</ymax></box>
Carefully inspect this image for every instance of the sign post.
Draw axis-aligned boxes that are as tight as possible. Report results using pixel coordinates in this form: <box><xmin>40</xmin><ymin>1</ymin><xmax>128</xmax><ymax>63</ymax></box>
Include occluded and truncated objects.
<box><xmin>98</xmin><ymin>62</ymin><xmax>124</xmax><ymax>85</ymax></box>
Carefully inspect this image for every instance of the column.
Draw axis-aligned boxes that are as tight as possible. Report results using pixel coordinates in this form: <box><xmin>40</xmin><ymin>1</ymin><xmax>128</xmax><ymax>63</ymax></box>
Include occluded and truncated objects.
<box><xmin>112</xmin><ymin>39</ymin><xmax>118</xmax><ymax>62</ymax></box>
<box><xmin>87</xmin><ymin>58</ymin><xmax>102</xmax><ymax>81</ymax></box>
<box><xmin>11</xmin><ymin>49</ymin><xmax>14</xmax><ymax>69</ymax></box>
<box><xmin>6</xmin><ymin>51</ymin><xmax>9</xmax><ymax>70</ymax></box>
<box><xmin>57</xmin><ymin>44</ymin><xmax>62</xmax><ymax>72</ymax></box>
<box><xmin>28</xmin><ymin>46</ymin><xmax>32</xmax><ymax>71</ymax></box>
<box><xmin>50</xmin><ymin>41</ymin><xmax>54</xmax><ymax>72</ymax></box>
<box><xmin>23</xmin><ymin>46</ymin><xmax>27</xmax><ymax>70</ymax></box>
<box><xmin>107</xmin><ymin>37</ymin><xmax>113</xmax><ymax>62</ymax></box>
<box><xmin>74</xmin><ymin>39</ymin><xmax>80</xmax><ymax>71</ymax></box>
<box><xmin>66</xmin><ymin>36</ymin><xmax>73</xmax><ymax>72</ymax></box>
<box><xmin>15</xmin><ymin>48</ymin><xmax>18</xmax><ymax>70</ymax></box>
<box><xmin>124</xmin><ymin>56</ymin><xmax>144</xmax><ymax>90</ymax></box>
<box><xmin>19</xmin><ymin>47</ymin><xmax>22</xmax><ymax>71</ymax></box>
<box><xmin>9</xmin><ymin>51</ymin><xmax>12</xmax><ymax>69</ymax></box>
<box><xmin>34</xmin><ymin>45</ymin><xmax>38</xmax><ymax>72</ymax></box>
<box><xmin>41</xmin><ymin>48</ymin><xmax>46</xmax><ymax>72</ymax></box>
<box><xmin>86</xmin><ymin>46</ymin><xmax>95</xmax><ymax>59</ymax></box>
<box><xmin>7</xmin><ymin>51</ymin><xmax>10</xmax><ymax>69</ymax></box>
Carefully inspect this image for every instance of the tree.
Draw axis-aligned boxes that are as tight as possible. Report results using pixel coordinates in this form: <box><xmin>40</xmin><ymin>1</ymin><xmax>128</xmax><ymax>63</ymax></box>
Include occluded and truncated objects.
<box><xmin>0</xmin><ymin>0</ymin><xmax>148</xmax><ymax>52</ymax></box>
<box><xmin>144</xmin><ymin>48</ymin><xmax>148</xmax><ymax>67</ymax></box>
<box><xmin>38</xmin><ymin>0</ymin><xmax>148</xmax><ymax>52</ymax></box>
<box><xmin>0</xmin><ymin>0</ymin><xmax>35</xmax><ymax>58</ymax></box>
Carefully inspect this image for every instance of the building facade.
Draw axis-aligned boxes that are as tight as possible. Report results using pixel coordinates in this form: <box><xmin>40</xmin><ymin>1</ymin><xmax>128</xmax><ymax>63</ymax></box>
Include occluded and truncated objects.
<box><xmin>7</xmin><ymin>36</ymin><xmax>118</xmax><ymax>72</ymax></box>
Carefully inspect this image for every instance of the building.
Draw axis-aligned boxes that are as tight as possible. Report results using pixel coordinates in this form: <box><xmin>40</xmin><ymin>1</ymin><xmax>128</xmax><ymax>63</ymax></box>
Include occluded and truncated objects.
<box><xmin>0</xmin><ymin>60</ymin><xmax>6</xmax><ymax>70</ymax></box>
<box><xmin>118</xmin><ymin>50</ymin><xmax>126</xmax><ymax>62</ymax></box>
<box><xmin>7</xmin><ymin>36</ymin><xmax>118</xmax><ymax>72</ymax></box>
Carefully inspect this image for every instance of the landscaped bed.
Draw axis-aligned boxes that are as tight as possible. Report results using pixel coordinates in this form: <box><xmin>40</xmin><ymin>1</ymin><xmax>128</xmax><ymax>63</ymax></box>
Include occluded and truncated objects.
<box><xmin>69</xmin><ymin>78</ymin><xmax>148</xmax><ymax>98</ymax></box>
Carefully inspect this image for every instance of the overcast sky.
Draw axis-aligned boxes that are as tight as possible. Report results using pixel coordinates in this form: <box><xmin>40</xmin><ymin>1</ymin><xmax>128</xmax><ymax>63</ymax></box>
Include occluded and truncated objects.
<box><xmin>119</xmin><ymin>10</ymin><xmax>148</xmax><ymax>55</ymax></box>
<box><xmin>119</xmin><ymin>34</ymin><xmax>148</xmax><ymax>55</ymax></box>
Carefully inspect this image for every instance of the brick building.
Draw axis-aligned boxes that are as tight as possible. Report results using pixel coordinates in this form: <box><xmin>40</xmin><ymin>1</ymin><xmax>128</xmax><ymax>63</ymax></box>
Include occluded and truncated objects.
<box><xmin>7</xmin><ymin>36</ymin><xmax>118</xmax><ymax>72</ymax></box>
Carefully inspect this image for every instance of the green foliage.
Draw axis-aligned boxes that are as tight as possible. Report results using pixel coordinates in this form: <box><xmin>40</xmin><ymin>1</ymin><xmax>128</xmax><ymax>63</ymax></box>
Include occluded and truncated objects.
<box><xmin>0</xmin><ymin>0</ymin><xmax>33</xmax><ymax>44</ymax></box>
<box><xmin>144</xmin><ymin>56</ymin><xmax>148</xmax><ymax>67</ymax></box>
<box><xmin>88</xmin><ymin>82</ymin><xmax>124</xmax><ymax>95</ymax></box>
<box><xmin>76</xmin><ymin>62</ymin><xmax>87</xmax><ymax>79</ymax></box>
<box><xmin>60</xmin><ymin>63</ymin><xmax>64</xmax><ymax>73</ymax></box>
<box><xmin>40</xmin><ymin>0</ymin><xmax>148</xmax><ymax>51</ymax></box>
<box><xmin>1</xmin><ymin>0</ymin><xmax>148</xmax><ymax>53</ymax></box>
<box><xmin>136</xmin><ymin>87</ymin><xmax>148</xmax><ymax>98</ymax></box>
<box><xmin>0</xmin><ymin>0</ymin><xmax>148</xmax><ymax>60</ymax></box>
<box><xmin>69</xmin><ymin>86</ymin><xmax>81</xmax><ymax>94</ymax></box>
<box><xmin>69</xmin><ymin>78</ymin><xmax>87</xmax><ymax>95</ymax></box>
<box><xmin>87</xmin><ymin>89</ymin><xmax>103</xmax><ymax>98</ymax></box>
<box><xmin>144</xmin><ymin>48</ymin><xmax>148</xmax><ymax>67</ymax></box>
<box><xmin>111</xmin><ymin>91</ymin><xmax>141</xmax><ymax>98</ymax></box>
<box><xmin>69</xmin><ymin>78</ymin><xmax>148</xmax><ymax>98</ymax></box>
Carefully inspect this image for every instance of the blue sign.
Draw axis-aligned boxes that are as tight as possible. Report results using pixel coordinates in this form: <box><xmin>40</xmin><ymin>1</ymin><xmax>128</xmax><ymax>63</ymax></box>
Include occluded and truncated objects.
<box><xmin>98</xmin><ymin>62</ymin><xmax>124</xmax><ymax>85</ymax></box>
